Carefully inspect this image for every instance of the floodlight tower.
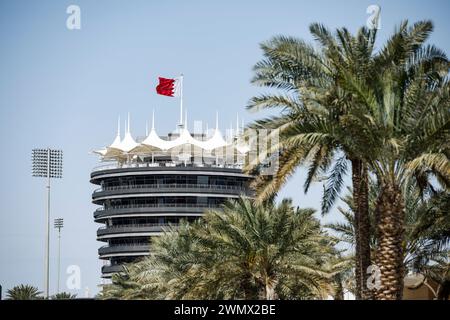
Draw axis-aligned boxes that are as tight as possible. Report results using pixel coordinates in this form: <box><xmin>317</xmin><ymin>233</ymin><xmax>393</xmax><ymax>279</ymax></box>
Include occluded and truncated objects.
<box><xmin>32</xmin><ymin>148</ymin><xmax>63</xmax><ymax>298</ymax></box>
<box><xmin>54</xmin><ymin>218</ymin><xmax>64</xmax><ymax>294</ymax></box>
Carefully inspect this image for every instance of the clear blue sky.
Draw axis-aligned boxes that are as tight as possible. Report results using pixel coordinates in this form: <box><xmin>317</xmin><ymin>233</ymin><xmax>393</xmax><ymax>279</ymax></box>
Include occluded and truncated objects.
<box><xmin>0</xmin><ymin>0</ymin><xmax>449</xmax><ymax>297</ymax></box>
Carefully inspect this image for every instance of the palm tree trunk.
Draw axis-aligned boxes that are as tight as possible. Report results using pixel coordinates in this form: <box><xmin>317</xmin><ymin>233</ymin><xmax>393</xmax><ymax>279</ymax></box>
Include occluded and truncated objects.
<box><xmin>351</xmin><ymin>159</ymin><xmax>362</xmax><ymax>299</ymax></box>
<box><xmin>260</xmin><ymin>273</ymin><xmax>278</xmax><ymax>300</ymax></box>
<box><xmin>359</xmin><ymin>165</ymin><xmax>373</xmax><ymax>300</ymax></box>
<box><xmin>242</xmin><ymin>275</ymin><xmax>258</xmax><ymax>300</ymax></box>
<box><xmin>351</xmin><ymin>159</ymin><xmax>372</xmax><ymax>299</ymax></box>
<box><xmin>375</xmin><ymin>180</ymin><xmax>405</xmax><ymax>300</ymax></box>
<box><xmin>334</xmin><ymin>274</ymin><xmax>345</xmax><ymax>300</ymax></box>
<box><xmin>264</xmin><ymin>282</ymin><xmax>278</xmax><ymax>300</ymax></box>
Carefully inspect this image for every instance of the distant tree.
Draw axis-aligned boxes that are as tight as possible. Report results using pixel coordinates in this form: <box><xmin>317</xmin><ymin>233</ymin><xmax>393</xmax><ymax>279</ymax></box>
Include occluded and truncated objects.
<box><xmin>6</xmin><ymin>284</ymin><xmax>42</xmax><ymax>300</ymax></box>
<box><xmin>51</xmin><ymin>292</ymin><xmax>77</xmax><ymax>299</ymax></box>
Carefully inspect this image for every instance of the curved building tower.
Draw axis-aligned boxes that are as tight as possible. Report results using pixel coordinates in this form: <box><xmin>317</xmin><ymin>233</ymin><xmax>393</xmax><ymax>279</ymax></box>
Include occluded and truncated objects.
<box><xmin>91</xmin><ymin>115</ymin><xmax>252</xmax><ymax>278</ymax></box>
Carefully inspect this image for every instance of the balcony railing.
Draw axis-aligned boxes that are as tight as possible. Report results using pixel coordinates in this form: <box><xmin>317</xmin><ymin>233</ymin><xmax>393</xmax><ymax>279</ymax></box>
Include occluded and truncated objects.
<box><xmin>95</xmin><ymin>203</ymin><xmax>221</xmax><ymax>212</ymax></box>
<box><xmin>98</xmin><ymin>222</ymin><xmax>174</xmax><ymax>230</ymax></box>
<box><xmin>92</xmin><ymin>161</ymin><xmax>244</xmax><ymax>173</ymax></box>
<box><xmin>97</xmin><ymin>223</ymin><xmax>176</xmax><ymax>237</ymax></box>
<box><xmin>93</xmin><ymin>183</ymin><xmax>247</xmax><ymax>194</ymax></box>
<box><xmin>98</xmin><ymin>244</ymin><xmax>151</xmax><ymax>256</ymax></box>
<box><xmin>101</xmin><ymin>264</ymin><xmax>124</xmax><ymax>274</ymax></box>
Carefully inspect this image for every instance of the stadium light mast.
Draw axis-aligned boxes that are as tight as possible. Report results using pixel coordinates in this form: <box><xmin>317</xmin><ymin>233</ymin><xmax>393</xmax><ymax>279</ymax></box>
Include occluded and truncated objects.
<box><xmin>54</xmin><ymin>218</ymin><xmax>64</xmax><ymax>294</ymax></box>
<box><xmin>32</xmin><ymin>148</ymin><xmax>63</xmax><ymax>298</ymax></box>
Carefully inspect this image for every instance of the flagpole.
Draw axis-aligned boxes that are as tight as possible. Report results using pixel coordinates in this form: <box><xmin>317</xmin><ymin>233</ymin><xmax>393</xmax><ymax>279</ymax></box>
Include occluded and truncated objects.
<box><xmin>179</xmin><ymin>74</ymin><xmax>184</xmax><ymax>127</ymax></box>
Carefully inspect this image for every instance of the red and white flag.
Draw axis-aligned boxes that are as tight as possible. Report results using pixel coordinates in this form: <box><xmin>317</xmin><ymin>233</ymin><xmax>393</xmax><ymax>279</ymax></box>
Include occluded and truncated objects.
<box><xmin>155</xmin><ymin>77</ymin><xmax>182</xmax><ymax>97</ymax></box>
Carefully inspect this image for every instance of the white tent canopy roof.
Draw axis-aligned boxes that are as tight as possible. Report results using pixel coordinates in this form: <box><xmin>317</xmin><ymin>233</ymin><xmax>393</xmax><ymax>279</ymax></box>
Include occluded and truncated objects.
<box><xmin>119</xmin><ymin>131</ymin><xmax>139</xmax><ymax>153</ymax></box>
<box><xmin>140</xmin><ymin>128</ymin><xmax>169</xmax><ymax>150</ymax></box>
<box><xmin>93</xmin><ymin>112</ymin><xmax>250</xmax><ymax>159</ymax></box>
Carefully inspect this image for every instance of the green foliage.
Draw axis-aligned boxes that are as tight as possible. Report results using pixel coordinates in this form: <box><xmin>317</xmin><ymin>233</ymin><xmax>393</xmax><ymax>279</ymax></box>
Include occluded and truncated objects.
<box><xmin>101</xmin><ymin>198</ymin><xmax>345</xmax><ymax>300</ymax></box>
<box><xmin>51</xmin><ymin>292</ymin><xmax>77</xmax><ymax>299</ymax></box>
<box><xmin>246</xmin><ymin>18</ymin><xmax>449</xmax><ymax>209</ymax></box>
<box><xmin>6</xmin><ymin>284</ymin><xmax>42</xmax><ymax>300</ymax></box>
<box><xmin>327</xmin><ymin>180</ymin><xmax>450</xmax><ymax>297</ymax></box>
<box><xmin>246</xmin><ymin>18</ymin><xmax>449</xmax><ymax>299</ymax></box>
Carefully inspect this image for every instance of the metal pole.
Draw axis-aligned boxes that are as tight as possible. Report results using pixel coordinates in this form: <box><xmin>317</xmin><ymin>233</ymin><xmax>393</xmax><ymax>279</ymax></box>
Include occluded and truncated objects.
<box><xmin>44</xmin><ymin>148</ymin><xmax>50</xmax><ymax>298</ymax></box>
<box><xmin>57</xmin><ymin>228</ymin><xmax>61</xmax><ymax>294</ymax></box>
<box><xmin>33</xmin><ymin>148</ymin><xmax>62</xmax><ymax>298</ymax></box>
<box><xmin>179</xmin><ymin>74</ymin><xmax>183</xmax><ymax>127</ymax></box>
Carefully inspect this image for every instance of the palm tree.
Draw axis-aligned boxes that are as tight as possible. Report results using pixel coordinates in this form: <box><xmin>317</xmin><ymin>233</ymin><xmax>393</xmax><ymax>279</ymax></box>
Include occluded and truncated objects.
<box><xmin>246</xmin><ymin>20</ymin><xmax>449</xmax><ymax>299</ymax></box>
<box><xmin>327</xmin><ymin>180</ymin><xmax>450</xmax><ymax>299</ymax></box>
<box><xmin>340</xmin><ymin>21</ymin><xmax>449</xmax><ymax>299</ymax></box>
<box><xmin>246</xmin><ymin>24</ymin><xmax>378</xmax><ymax>299</ymax></box>
<box><xmin>325</xmin><ymin>184</ymin><xmax>379</xmax><ymax>256</ymax></box>
<box><xmin>6</xmin><ymin>284</ymin><xmax>42</xmax><ymax>300</ymax></box>
<box><xmin>419</xmin><ymin>256</ymin><xmax>450</xmax><ymax>300</ymax></box>
<box><xmin>100</xmin><ymin>263</ymin><xmax>154</xmax><ymax>300</ymax></box>
<box><xmin>51</xmin><ymin>292</ymin><xmax>77</xmax><ymax>299</ymax></box>
<box><xmin>193</xmin><ymin>198</ymin><xmax>341</xmax><ymax>299</ymax></box>
<box><xmin>403</xmin><ymin>187</ymin><xmax>449</xmax><ymax>300</ymax></box>
<box><xmin>102</xmin><ymin>198</ymin><xmax>342</xmax><ymax>300</ymax></box>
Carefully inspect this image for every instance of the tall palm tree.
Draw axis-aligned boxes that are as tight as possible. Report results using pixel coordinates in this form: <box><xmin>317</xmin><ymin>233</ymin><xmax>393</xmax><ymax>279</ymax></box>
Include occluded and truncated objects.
<box><xmin>246</xmin><ymin>20</ymin><xmax>449</xmax><ymax>299</ymax></box>
<box><xmin>102</xmin><ymin>198</ymin><xmax>342</xmax><ymax>300</ymax></box>
<box><xmin>246</xmin><ymin>24</ymin><xmax>378</xmax><ymax>299</ymax></box>
<box><xmin>6</xmin><ymin>284</ymin><xmax>42</xmax><ymax>300</ymax></box>
<box><xmin>340</xmin><ymin>21</ymin><xmax>449</xmax><ymax>299</ymax></box>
